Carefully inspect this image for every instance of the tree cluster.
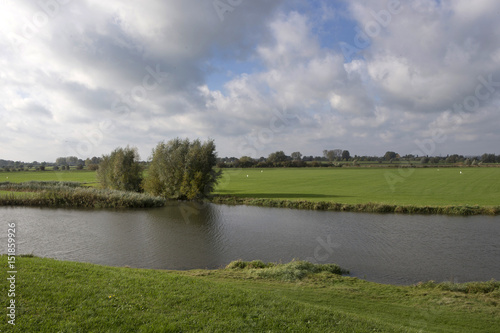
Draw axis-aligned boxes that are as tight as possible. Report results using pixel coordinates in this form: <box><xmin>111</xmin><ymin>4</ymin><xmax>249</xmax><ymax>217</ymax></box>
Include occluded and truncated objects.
<box><xmin>97</xmin><ymin>138</ymin><xmax>221</xmax><ymax>200</ymax></box>
<box><xmin>143</xmin><ymin>138</ymin><xmax>221</xmax><ymax>200</ymax></box>
<box><xmin>97</xmin><ymin>146</ymin><xmax>143</xmax><ymax>192</ymax></box>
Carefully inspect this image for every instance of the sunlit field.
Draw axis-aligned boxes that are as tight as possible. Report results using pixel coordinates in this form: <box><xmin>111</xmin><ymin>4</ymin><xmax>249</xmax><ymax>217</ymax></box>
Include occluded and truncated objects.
<box><xmin>0</xmin><ymin>170</ymin><xmax>97</xmax><ymax>186</ymax></box>
<box><xmin>215</xmin><ymin>167</ymin><xmax>500</xmax><ymax>207</ymax></box>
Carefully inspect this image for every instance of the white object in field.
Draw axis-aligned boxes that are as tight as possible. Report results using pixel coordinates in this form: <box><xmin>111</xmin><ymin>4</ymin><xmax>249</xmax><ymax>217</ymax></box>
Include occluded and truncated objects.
<box><xmin>246</xmin><ymin>175</ymin><xmax>249</xmax><ymax>177</ymax></box>
<box><xmin>261</xmin><ymin>170</ymin><xmax>263</xmax><ymax>172</ymax></box>
<box><xmin>460</xmin><ymin>171</ymin><xmax>462</xmax><ymax>174</ymax></box>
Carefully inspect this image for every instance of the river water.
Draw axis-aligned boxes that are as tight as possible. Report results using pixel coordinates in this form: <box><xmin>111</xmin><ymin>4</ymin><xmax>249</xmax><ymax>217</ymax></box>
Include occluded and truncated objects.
<box><xmin>1</xmin><ymin>203</ymin><xmax>499</xmax><ymax>285</ymax></box>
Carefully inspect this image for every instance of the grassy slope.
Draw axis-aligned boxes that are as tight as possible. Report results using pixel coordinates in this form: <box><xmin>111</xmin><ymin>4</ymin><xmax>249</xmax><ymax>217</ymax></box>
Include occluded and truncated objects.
<box><xmin>215</xmin><ymin>168</ymin><xmax>500</xmax><ymax>207</ymax></box>
<box><xmin>1</xmin><ymin>256</ymin><xmax>498</xmax><ymax>332</ymax></box>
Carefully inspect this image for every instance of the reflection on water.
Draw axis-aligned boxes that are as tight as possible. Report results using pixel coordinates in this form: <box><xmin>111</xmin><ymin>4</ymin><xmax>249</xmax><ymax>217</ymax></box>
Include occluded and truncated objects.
<box><xmin>1</xmin><ymin>204</ymin><xmax>499</xmax><ymax>285</ymax></box>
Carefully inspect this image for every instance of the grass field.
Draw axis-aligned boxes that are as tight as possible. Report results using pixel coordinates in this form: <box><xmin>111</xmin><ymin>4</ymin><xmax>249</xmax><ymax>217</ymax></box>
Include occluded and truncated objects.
<box><xmin>0</xmin><ymin>170</ymin><xmax>97</xmax><ymax>185</ymax></box>
<box><xmin>215</xmin><ymin>167</ymin><xmax>500</xmax><ymax>207</ymax></box>
<box><xmin>1</xmin><ymin>256</ymin><xmax>498</xmax><ymax>332</ymax></box>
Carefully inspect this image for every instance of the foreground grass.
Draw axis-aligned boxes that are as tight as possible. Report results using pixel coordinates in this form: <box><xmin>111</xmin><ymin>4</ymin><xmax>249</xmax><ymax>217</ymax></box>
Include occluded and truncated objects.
<box><xmin>1</xmin><ymin>257</ymin><xmax>498</xmax><ymax>332</ymax></box>
<box><xmin>215</xmin><ymin>168</ymin><xmax>500</xmax><ymax>207</ymax></box>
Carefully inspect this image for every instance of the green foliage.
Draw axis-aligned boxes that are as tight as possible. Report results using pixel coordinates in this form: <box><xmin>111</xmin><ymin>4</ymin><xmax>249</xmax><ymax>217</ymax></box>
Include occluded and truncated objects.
<box><xmin>97</xmin><ymin>146</ymin><xmax>143</xmax><ymax>192</ymax></box>
<box><xmin>267</xmin><ymin>150</ymin><xmax>288</xmax><ymax>164</ymax></box>
<box><xmin>143</xmin><ymin>138</ymin><xmax>221</xmax><ymax>200</ymax></box>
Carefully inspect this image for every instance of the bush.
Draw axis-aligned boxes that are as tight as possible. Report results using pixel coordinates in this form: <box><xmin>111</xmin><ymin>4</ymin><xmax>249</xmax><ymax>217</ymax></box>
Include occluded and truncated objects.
<box><xmin>143</xmin><ymin>138</ymin><xmax>221</xmax><ymax>200</ymax></box>
<box><xmin>97</xmin><ymin>146</ymin><xmax>143</xmax><ymax>192</ymax></box>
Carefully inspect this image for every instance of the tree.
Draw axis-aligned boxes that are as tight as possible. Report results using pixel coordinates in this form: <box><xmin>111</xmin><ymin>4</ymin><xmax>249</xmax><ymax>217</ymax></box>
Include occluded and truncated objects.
<box><xmin>239</xmin><ymin>156</ymin><xmax>254</xmax><ymax>168</ymax></box>
<box><xmin>342</xmin><ymin>150</ymin><xmax>351</xmax><ymax>161</ymax></box>
<box><xmin>267</xmin><ymin>151</ymin><xmax>288</xmax><ymax>164</ymax></box>
<box><xmin>67</xmin><ymin>156</ymin><xmax>78</xmax><ymax>166</ymax></box>
<box><xmin>291</xmin><ymin>152</ymin><xmax>302</xmax><ymax>161</ymax></box>
<box><xmin>143</xmin><ymin>138</ymin><xmax>221</xmax><ymax>200</ymax></box>
<box><xmin>384</xmin><ymin>151</ymin><xmax>397</xmax><ymax>161</ymax></box>
<box><xmin>481</xmin><ymin>153</ymin><xmax>496</xmax><ymax>163</ymax></box>
<box><xmin>323</xmin><ymin>149</ymin><xmax>342</xmax><ymax>161</ymax></box>
<box><xmin>97</xmin><ymin>146</ymin><xmax>143</xmax><ymax>192</ymax></box>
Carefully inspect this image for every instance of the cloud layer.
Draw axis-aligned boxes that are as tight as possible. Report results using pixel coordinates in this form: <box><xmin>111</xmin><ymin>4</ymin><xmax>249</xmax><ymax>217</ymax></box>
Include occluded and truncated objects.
<box><xmin>1</xmin><ymin>0</ymin><xmax>499</xmax><ymax>161</ymax></box>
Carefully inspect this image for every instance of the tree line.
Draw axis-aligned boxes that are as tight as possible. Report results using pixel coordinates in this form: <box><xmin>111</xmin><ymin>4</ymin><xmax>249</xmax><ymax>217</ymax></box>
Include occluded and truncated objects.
<box><xmin>216</xmin><ymin>151</ymin><xmax>500</xmax><ymax>168</ymax></box>
<box><xmin>1</xmin><ymin>149</ymin><xmax>499</xmax><ymax>173</ymax></box>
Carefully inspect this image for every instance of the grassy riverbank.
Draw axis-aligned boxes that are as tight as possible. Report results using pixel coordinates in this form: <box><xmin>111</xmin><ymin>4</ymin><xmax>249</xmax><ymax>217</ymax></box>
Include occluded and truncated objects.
<box><xmin>1</xmin><ymin>256</ymin><xmax>498</xmax><ymax>332</ymax></box>
<box><xmin>0</xmin><ymin>181</ymin><xmax>165</xmax><ymax>208</ymax></box>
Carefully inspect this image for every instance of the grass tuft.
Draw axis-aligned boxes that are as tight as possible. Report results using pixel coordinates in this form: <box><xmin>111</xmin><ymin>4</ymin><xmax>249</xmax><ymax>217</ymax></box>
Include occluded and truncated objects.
<box><xmin>225</xmin><ymin>259</ymin><xmax>349</xmax><ymax>282</ymax></box>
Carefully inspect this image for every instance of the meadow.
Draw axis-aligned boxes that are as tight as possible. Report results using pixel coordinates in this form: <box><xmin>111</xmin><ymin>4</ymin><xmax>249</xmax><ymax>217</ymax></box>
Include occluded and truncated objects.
<box><xmin>214</xmin><ymin>167</ymin><xmax>500</xmax><ymax>207</ymax></box>
<box><xmin>0</xmin><ymin>169</ymin><xmax>97</xmax><ymax>185</ymax></box>
<box><xmin>1</xmin><ymin>256</ymin><xmax>498</xmax><ymax>332</ymax></box>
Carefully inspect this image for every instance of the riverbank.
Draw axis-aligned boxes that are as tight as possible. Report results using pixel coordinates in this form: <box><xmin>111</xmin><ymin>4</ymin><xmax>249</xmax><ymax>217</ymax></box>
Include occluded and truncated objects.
<box><xmin>0</xmin><ymin>182</ymin><xmax>165</xmax><ymax>208</ymax></box>
<box><xmin>210</xmin><ymin>195</ymin><xmax>500</xmax><ymax>216</ymax></box>
<box><xmin>1</xmin><ymin>256</ymin><xmax>498</xmax><ymax>332</ymax></box>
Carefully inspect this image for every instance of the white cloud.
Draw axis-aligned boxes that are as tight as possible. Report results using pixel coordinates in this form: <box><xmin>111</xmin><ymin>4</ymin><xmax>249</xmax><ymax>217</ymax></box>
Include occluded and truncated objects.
<box><xmin>0</xmin><ymin>0</ymin><xmax>499</xmax><ymax>161</ymax></box>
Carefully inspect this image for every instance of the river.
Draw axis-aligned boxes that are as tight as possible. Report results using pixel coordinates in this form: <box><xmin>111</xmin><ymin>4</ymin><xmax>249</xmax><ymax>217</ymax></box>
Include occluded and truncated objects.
<box><xmin>1</xmin><ymin>203</ymin><xmax>499</xmax><ymax>285</ymax></box>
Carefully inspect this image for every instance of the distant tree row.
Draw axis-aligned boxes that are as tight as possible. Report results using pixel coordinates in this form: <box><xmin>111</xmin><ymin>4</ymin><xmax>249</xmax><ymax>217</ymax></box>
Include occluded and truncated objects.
<box><xmin>216</xmin><ymin>151</ymin><xmax>500</xmax><ymax>168</ymax></box>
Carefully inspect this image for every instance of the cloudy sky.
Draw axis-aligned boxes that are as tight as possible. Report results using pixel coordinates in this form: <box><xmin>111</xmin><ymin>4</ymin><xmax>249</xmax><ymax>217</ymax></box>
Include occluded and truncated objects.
<box><xmin>1</xmin><ymin>0</ymin><xmax>500</xmax><ymax>162</ymax></box>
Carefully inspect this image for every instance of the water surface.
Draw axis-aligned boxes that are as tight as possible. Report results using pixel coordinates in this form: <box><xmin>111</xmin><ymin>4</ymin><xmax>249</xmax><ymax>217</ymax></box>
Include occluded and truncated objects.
<box><xmin>1</xmin><ymin>204</ymin><xmax>499</xmax><ymax>285</ymax></box>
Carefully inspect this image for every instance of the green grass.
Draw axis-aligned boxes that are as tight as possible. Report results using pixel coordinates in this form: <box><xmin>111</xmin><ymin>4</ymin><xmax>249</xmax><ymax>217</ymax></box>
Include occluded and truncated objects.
<box><xmin>0</xmin><ymin>170</ymin><xmax>98</xmax><ymax>186</ymax></box>
<box><xmin>1</xmin><ymin>256</ymin><xmax>498</xmax><ymax>332</ymax></box>
<box><xmin>215</xmin><ymin>168</ymin><xmax>500</xmax><ymax>207</ymax></box>
<box><xmin>0</xmin><ymin>190</ymin><xmax>36</xmax><ymax>198</ymax></box>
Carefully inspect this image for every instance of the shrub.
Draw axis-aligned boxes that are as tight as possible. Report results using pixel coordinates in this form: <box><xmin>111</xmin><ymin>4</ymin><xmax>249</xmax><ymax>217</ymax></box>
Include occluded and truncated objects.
<box><xmin>143</xmin><ymin>138</ymin><xmax>221</xmax><ymax>200</ymax></box>
<box><xmin>97</xmin><ymin>146</ymin><xmax>143</xmax><ymax>192</ymax></box>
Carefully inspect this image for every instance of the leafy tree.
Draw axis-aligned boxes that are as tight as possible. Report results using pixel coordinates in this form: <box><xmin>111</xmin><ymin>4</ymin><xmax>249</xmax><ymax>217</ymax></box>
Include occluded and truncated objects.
<box><xmin>323</xmin><ymin>149</ymin><xmax>342</xmax><ymax>161</ymax></box>
<box><xmin>342</xmin><ymin>150</ymin><xmax>351</xmax><ymax>161</ymax></box>
<box><xmin>384</xmin><ymin>151</ymin><xmax>397</xmax><ymax>161</ymax></box>
<box><xmin>420</xmin><ymin>157</ymin><xmax>429</xmax><ymax>164</ymax></box>
<box><xmin>67</xmin><ymin>156</ymin><xmax>78</xmax><ymax>166</ymax></box>
<box><xmin>267</xmin><ymin>151</ymin><xmax>288</xmax><ymax>164</ymax></box>
<box><xmin>481</xmin><ymin>153</ymin><xmax>496</xmax><ymax>163</ymax></box>
<box><xmin>143</xmin><ymin>138</ymin><xmax>221</xmax><ymax>200</ymax></box>
<box><xmin>97</xmin><ymin>146</ymin><xmax>143</xmax><ymax>192</ymax></box>
<box><xmin>239</xmin><ymin>156</ymin><xmax>254</xmax><ymax>168</ymax></box>
<box><xmin>291</xmin><ymin>152</ymin><xmax>302</xmax><ymax>161</ymax></box>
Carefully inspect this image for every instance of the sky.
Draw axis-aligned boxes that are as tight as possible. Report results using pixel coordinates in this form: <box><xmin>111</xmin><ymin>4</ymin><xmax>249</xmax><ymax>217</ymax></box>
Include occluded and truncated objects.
<box><xmin>1</xmin><ymin>0</ymin><xmax>500</xmax><ymax>162</ymax></box>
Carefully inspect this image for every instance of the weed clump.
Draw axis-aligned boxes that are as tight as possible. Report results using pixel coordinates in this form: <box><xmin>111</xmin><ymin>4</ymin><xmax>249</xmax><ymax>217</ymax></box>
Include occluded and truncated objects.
<box><xmin>225</xmin><ymin>259</ymin><xmax>349</xmax><ymax>282</ymax></box>
<box><xmin>415</xmin><ymin>279</ymin><xmax>500</xmax><ymax>294</ymax></box>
